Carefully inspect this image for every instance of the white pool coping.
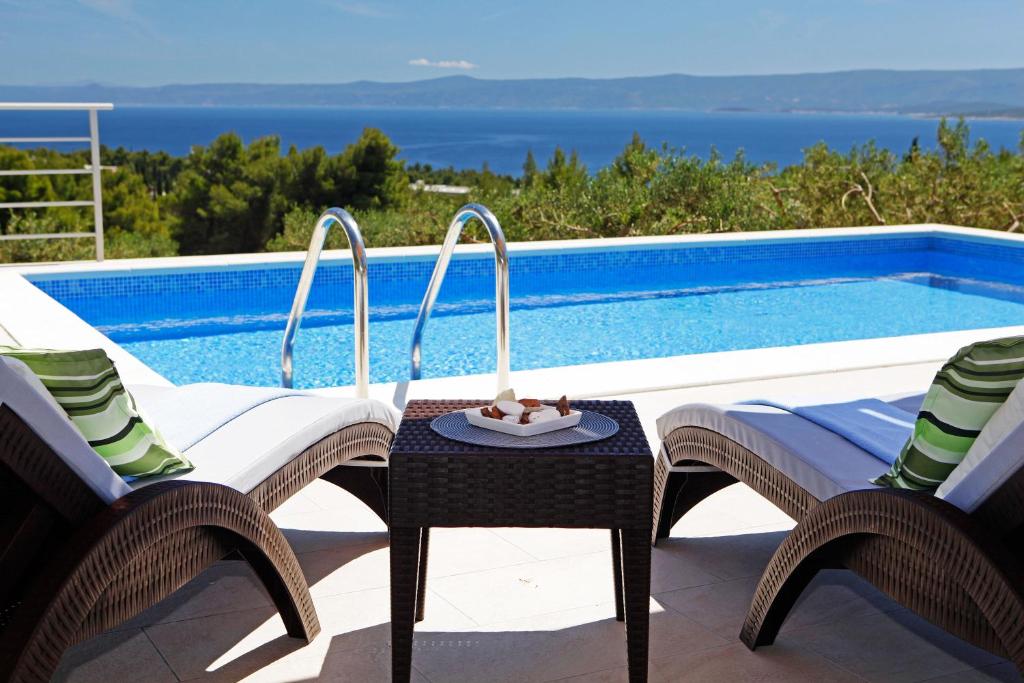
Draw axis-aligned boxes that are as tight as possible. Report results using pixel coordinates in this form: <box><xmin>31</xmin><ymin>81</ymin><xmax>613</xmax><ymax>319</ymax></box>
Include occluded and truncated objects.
<box><xmin>312</xmin><ymin>324</ymin><xmax>1024</xmax><ymax>406</ymax></box>
<box><xmin>6</xmin><ymin>222</ymin><xmax>1024</xmax><ymax>279</ymax></box>
<box><xmin>1</xmin><ymin>224</ymin><xmax>1023</xmax><ymax>402</ymax></box>
<box><xmin>0</xmin><ymin>271</ymin><xmax>170</xmax><ymax>386</ymax></box>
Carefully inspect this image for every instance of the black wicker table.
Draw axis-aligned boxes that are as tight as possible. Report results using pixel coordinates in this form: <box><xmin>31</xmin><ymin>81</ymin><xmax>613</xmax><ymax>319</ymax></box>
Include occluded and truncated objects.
<box><xmin>388</xmin><ymin>399</ymin><xmax>654</xmax><ymax>683</ymax></box>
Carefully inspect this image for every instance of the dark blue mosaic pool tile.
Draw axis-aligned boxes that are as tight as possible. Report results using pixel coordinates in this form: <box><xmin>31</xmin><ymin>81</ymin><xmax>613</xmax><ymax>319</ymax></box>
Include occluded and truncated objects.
<box><xmin>32</xmin><ymin>234</ymin><xmax>939</xmax><ymax>304</ymax></box>
<box><xmin>930</xmin><ymin>235</ymin><xmax>1024</xmax><ymax>262</ymax></box>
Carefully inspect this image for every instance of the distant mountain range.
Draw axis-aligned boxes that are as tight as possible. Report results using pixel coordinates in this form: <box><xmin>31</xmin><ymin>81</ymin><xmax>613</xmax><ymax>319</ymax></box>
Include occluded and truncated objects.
<box><xmin>4</xmin><ymin>69</ymin><xmax>1024</xmax><ymax>117</ymax></box>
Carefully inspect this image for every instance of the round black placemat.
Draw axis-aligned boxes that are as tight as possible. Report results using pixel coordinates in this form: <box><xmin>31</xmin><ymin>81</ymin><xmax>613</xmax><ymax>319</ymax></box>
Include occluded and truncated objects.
<box><xmin>430</xmin><ymin>409</ymin><xmax>619</xmax><ymax>449</ymax></box>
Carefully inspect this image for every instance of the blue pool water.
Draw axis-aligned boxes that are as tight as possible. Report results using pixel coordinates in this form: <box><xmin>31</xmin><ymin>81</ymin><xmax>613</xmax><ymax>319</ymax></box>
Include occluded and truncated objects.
<box><xmin>30</xmin><ymin>233</ymin><xmax>1024</xmax><ymax>388</ymax></box>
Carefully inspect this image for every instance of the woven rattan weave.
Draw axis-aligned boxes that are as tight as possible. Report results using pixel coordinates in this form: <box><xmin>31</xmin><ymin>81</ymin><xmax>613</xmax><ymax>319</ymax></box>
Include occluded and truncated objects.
<box><xmin>389</xmin><ymin>399</ymin><xmax>653</xmax><ymax>683</ymax></box>
<box><xmin>0</xmin><ymin>404</ymin><xmax>393</xmax><ymax>682</ymax></box>
<box><xmin>653</xmin><ymin>425</ymin><xmax>1024</xmax><ymax>673</ymax></box>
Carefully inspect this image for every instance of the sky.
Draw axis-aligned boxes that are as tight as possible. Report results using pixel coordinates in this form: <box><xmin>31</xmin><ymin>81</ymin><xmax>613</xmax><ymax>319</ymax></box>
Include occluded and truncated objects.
<box><xmin>2</xmin><ymin>0</ymin><xmax>1024</xmax><ymax>85</ymax></box>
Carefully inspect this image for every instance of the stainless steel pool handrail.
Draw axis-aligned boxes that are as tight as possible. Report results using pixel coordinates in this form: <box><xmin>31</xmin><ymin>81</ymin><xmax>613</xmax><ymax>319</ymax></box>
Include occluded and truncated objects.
<box><xmin>281</xmin><ymin>207</ymin><xmax>369</xmax><ymax>396</ymax></box>
<box><xmin>410</xmin><ymin>203</ymin><xmax>510</xmax><ymax>391</ymax></box>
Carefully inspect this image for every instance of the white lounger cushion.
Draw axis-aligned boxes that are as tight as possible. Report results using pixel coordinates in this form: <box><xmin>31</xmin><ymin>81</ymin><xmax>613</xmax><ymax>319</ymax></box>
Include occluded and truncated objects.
<box><xmin>0</xmin><ymin>356</ymin><xmax>132</xmax><ymax>504</ymax></box>
<box><xmin>657</xmin><ymin>402</ymin><xmax>891</xmax><ymax>502</ymax></box>
<box><xmin>658</xmin><ymin>390</ymin><xmax>1024</xmax><ymax>512</ymax></box>
<box><xmin>129</xmin><ymin>384</ymin><xmax>400</xmax><ymax>494</ymax></box>
<box><xmin>937</xmin><ymin>382</ymin><xmax>1024</xmax><ymax>512</ymax></box>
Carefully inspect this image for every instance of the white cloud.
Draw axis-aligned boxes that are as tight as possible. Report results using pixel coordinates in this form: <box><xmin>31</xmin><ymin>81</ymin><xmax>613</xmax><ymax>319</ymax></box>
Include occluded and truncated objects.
<box><xmin>408</xmin><ymin>58</ymin><xmax>477</xmax><ymax>70</ymax></box>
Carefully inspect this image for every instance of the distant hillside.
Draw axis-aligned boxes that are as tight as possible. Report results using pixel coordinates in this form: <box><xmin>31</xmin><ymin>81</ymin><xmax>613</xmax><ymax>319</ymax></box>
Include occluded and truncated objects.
<box><xmin>3</xmin><ymin>68</ymin><xmax>1024</xmax><ymax>115</ymax></box>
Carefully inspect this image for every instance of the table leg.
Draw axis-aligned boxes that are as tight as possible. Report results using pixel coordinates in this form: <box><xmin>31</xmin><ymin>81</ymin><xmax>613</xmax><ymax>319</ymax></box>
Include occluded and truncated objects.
<box><xmin>610</xmin><ymin>528</ymin><xmax>624</xmax><ymax>621</ymax></box>
<box><xmin>416</xmin><ymin>527</ymin><xmax>430</xmax><ymax>622</ymax></box>
<box><xmin>390</xmin><ymin>526</ymin><xmax>421</xmax><ymax>683</ymax></box>
<box><xmin>621</xmin><ymin>528</ymin><xmax>652</xmax><ymax>683</ymax></box>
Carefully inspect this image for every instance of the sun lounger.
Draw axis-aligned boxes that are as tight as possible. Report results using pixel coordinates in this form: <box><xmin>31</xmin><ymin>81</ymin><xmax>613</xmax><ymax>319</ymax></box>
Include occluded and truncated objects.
<box><xmin>0</xmin><ymin>358</ymin><xmax>398</xmax><ymax>682</ymax></box>
<box><xmin>652</xmin><ymin>392</ymin><xmax>1024</xmax><ymax>671</ymax></box>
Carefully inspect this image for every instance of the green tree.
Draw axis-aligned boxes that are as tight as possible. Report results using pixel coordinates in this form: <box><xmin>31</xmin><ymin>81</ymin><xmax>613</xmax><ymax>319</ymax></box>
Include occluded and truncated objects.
<box><xmin>169</xmin><ymin>133</ymin><xmax>288</xmax><ymax>254</ymax></box>
<box><xmin>0</xmin><ymin>147</ymin><xmax>55</xmax><ymax>233</ymax></box>
<box><xmin>102</xmin><ymin>168</ymin><xmax>177</xmax><ymax>257</ymax></box>
<box><xmin>6</xmin><ymin>119</ymin><xmax>1024</xmax><ymax>263</ymax></box>
<box><xmin>543</xmin><ymin>147</ymin><xmax>588</xmax><ymax>190</ymax></box>
<box><xmin>328</xmin><ymin>127</ymin><xmax>408</xmax><ymax>210</ymax></box>
<box><xmin>522</xmin><ymin>150</ymin><xmax>539</xmax><ymax>188</ymax></box>
<box><xmin>105</xmin><ymin>147</ymin><xmax>184</xmax><ymax>197</ymax></box>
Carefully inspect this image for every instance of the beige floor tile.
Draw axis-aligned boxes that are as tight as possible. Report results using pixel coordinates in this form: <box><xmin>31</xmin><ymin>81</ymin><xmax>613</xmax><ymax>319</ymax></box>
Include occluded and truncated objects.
<box><xmin>300</xmin><ymin>529</ymin><xmax>538</xmax><ymax>602</ymax></box>
<box><xmin>316</xmin><ymin>585</ymin><xmax>478</xmax><ymax>636</ymax></box>
<box><xmin>646</xmin><ymin>599</ymin><xmax>731</xmax><ymax>660</ymax></box>
<box><xmin>298</xmin><ymin>477</ymin><xmax>385</xmax><ymax>515</ymax></box>
<box><xmin>199</xmin><ymin>644</ymin><xmax>431</xmax><ymax>683</ymax></box>
<box><xmin>413</xmin><ymin>612</ymin><xmax>624</xmax><ymax>682</ymax></box>
<box><xmin>710</xmin><ymin>484</ymin><xmax>798</xmax><ymax>528</ymax></box>
<box><xmin>549</xmin><ymin>667</ymin><xmax>629</xmax><ymax>683</ymax></box>
<box><xmin>428</xmin><ymin>552</ymin><xmax>619</xmax><ymax>625</ymax></box>
<box><xmin>786</xmin><ymin>608</ymin><xmax>1005</xmax><ymax>682</ymax></box>
<box><xmin>269</xmin><ymin>479</ymin><xmax>389</xmax><ymax>552</ymax></box>
<box><xmin>53</xmin><ymin>629</ymin><xmax>177</xmax><ymax>683</ymax></box>
<box><xmin>273</xmin><ymin>508</ymin><xmax>389</xmax><ymax>554</ymax></box>
<box><xmin>144</xmin><ymin>606</ymin><xmax>307</xmax><ymax>681</ymax></box>
<box><xmin>655</xmin><ymin>570</ymin><xmax>897</xmax><ymax>640</ymax></box>
<box><xmin>418</xmin><ymin>527</ymin><xmax>539</xmax><ymax>577</ymax></box>
<box><xmin>300</xmin><ymin>541</ymin><xmax>392</xmax><ymax>597</ymax></box>
<box><xmin>657</xmin><ymin>495</ymin><xmax>756</xmax><ymax>539</ymax></box>
<box><xmin>255</xmin><ymin>644</ymin><xmax>433</xmax><ymax>683</ymax></box>
<box><xmin>430</xmin><ymin>548</ymin><xmax>717</xmax><ymax>626</ymax></box>
<box><xmin>410</xmin><ymin>601</ymin><xmax>725</xmax><ymax>683</ymax></box>
<box><xmin>652</xmin><ymin>527</ymin><xmax>788</xmax><ymax>586</ymax></box>
<box><xmin>919</xmin><ymin>662</ymin><xmax>1022</xmax><ymax>682</ymax></box>
<box><xmin>271</xmin><ymin>490</ymin><xmax>322</xmax><ymax>517</ymax></box>
<box><xmin>649</xmin><ymin>641</ymin><xmax>867</xmax><ymax>682</ymax></box>
<box><xmin>149</xmin><ymin>561</ymin><xmax>275</xmax><ymax>625</ymax></box>
<box><xmin>491</xmin><ymin>527</ymin><xmax>612</xmax><ymax>561</ymax></box>
<box><xmin>143</xmin><ymin>584</ymin><xmax>474</xmax><ymax>681</ymax></box>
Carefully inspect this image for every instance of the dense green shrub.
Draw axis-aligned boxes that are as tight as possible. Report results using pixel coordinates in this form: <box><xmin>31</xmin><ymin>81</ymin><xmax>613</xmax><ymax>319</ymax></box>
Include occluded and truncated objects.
<box><xmin>1</xmin><ymin>118</ymin><xmax>1022</xmax><ymax>263</ymax></box>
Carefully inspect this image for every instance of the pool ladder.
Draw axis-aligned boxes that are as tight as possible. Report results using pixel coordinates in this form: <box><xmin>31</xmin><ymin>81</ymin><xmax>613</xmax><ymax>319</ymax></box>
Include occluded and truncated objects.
<box><xmin>280</xmin><ymin>203</ymin><xmax>510</xmax><ymax>397</ymax></box>
<box><xmin>280</xmin><ymin>208</ymin><xmax>369</xmax><ymax>397</ymax></box>
<box><xmin>410</xmin><ymin>203</ymin><xmax>511</xmax><ymax>392</ymax></box>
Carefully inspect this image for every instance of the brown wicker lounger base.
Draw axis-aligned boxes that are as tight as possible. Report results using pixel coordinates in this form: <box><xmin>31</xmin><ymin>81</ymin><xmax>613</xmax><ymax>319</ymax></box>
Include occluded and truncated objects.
<box><xmin>652</xmin><ymin>426</ymin><xmax>1024</xmax><ymax>673</ymax></box>
<box><xmin>0</xmin><ymin>405</ymin><xmax>393</xmax><ymax>682</ymax></box>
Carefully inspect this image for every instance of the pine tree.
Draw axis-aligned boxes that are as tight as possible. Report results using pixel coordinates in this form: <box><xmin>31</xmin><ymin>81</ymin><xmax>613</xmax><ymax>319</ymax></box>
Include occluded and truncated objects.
<box><xmin>522</xmin><ymin>149</ymin><xmax>538</xmax><ymax>186</ymax></box>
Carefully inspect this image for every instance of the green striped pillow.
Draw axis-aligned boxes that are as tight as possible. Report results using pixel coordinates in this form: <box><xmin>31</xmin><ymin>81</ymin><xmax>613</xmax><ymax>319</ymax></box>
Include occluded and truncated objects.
<box><xmin>0</xmin><ymin>346</ymin><xmax>193</xmax><ymax>481</ymax></box>
<box><xmin>873</xmin><ymin>336</ymin><xmax>1024</xmax><ymax>491</ymax></box>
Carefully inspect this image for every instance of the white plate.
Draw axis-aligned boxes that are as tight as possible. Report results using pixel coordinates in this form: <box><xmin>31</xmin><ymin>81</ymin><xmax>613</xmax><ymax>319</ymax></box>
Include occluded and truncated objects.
<box><xmin>464</xmin><ymin>406</ymin><xmax>582</xmax><ymax>436</ymax></box>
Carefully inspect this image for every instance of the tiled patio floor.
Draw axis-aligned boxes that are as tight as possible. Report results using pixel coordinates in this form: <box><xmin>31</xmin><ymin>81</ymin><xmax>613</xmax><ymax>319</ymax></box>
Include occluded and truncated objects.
<box><xmin>53</xmin><ymin>478</ymin><xmax>1019</xmax><ymax>683</ymax></box>
<box><xmin>54</xmin><ymin>364</ymin><xmax>1023</xmax><ymax>682</ymax></box>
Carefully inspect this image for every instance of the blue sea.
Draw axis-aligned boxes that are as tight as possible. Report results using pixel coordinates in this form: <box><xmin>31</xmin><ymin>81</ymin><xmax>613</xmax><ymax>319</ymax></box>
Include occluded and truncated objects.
<box><xmin>2</xmin><ymin>107</ymin><xmax>1022</xmax><ymax>175</ymax></box>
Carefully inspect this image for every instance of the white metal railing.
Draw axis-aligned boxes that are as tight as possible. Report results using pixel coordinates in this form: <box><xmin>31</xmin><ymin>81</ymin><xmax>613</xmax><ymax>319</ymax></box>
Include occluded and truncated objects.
<box><xmin>410</xmin><ymin>203</ymin><xmax>510</xmax><ymax>392</ymax></box>
<box><xmin>281</xmin><ymin>207</ymin><xmax>370</xmax><ymax>396</ymax></box>
<box><xmin>0</xmin><ymin>102</ymin><xmax>114</xmax><ymax>260</ymax></box>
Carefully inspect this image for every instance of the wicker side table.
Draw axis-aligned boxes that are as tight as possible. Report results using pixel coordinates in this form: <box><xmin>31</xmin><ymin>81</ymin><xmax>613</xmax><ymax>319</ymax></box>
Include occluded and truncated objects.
<box><xmin>388</xmin><ymin>399</ymin><xmax>654</xmax><ymax>683</ymax></box>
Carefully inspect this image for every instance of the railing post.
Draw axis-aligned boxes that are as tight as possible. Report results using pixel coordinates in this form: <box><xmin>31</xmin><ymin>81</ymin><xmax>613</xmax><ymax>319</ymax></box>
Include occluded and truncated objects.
<box><xmin>0</xmin><ymin>103</ymin><xmax>112</xmax><ymax>260</ymax></box>
<box><xmin>88</xmin><ymin>108</ymin><xmax>104</xmax><ymax>261</ymax></box>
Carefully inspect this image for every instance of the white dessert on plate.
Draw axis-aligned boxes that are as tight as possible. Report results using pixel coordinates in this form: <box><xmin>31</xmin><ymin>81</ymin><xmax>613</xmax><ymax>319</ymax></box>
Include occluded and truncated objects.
<box><xmin>465</xmin><ymin>390</ymin><xmax>582</xmax><ymax>437</ymax></box>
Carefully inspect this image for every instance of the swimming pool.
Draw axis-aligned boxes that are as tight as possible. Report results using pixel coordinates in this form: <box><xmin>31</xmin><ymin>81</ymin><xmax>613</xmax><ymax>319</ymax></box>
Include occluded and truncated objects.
<box><xmin>27</xmin><ymin>229</ymin><xmax>1024</xmax><ymax>389</ymax></box>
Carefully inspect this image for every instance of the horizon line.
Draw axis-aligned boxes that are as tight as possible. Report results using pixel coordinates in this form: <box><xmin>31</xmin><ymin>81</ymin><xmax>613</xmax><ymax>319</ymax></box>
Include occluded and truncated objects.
<box><xmin>5</xmin><ymin>65</ymin><xmax>1024</xmax><ymax>89</ymax></box>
